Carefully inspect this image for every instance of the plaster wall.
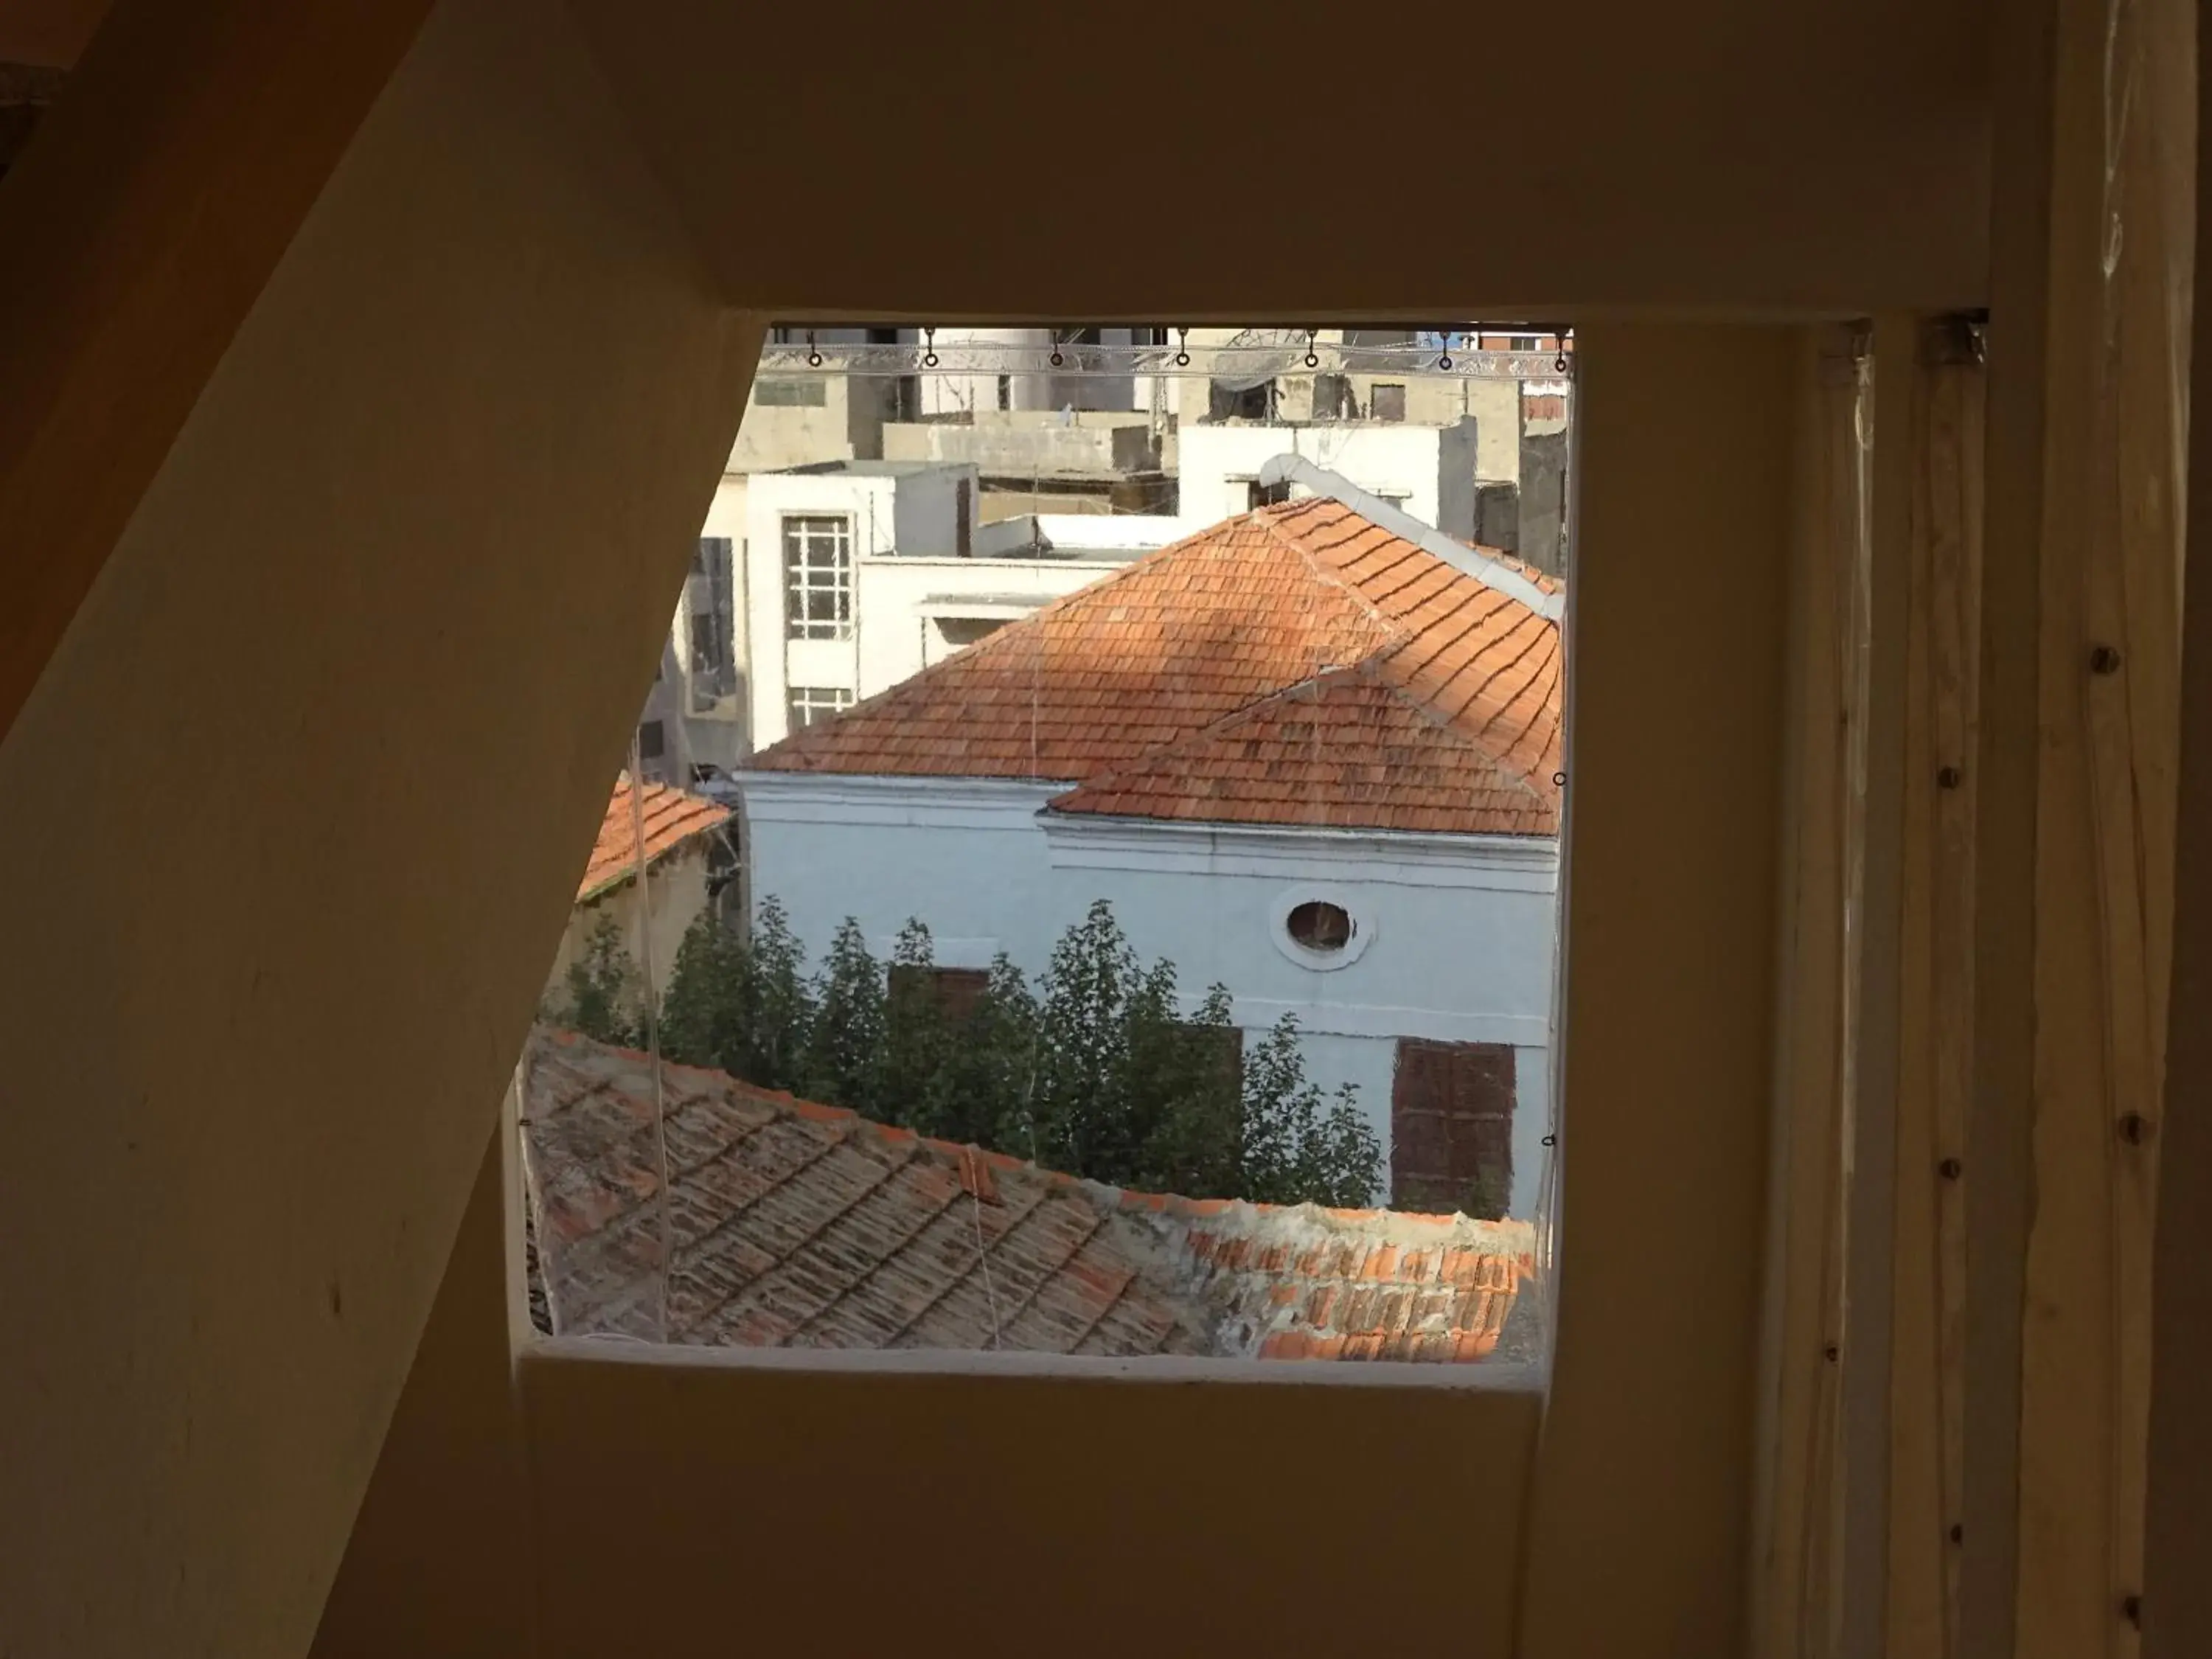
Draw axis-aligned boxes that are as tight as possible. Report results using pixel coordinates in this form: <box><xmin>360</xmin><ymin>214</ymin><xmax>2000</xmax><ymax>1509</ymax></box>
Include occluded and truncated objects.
<box><xmin>0</xmin><ymin>1</ymin><xmax>754</xmax><ymax>1652</ymax></box>
<box><xmin>545</xmin><ymin>840</ymin><xmax>723</xmax><ymax>1005</ymax></box>
<box><xmin>742</xmin><ymin>779</ymin><xmax>1559</xmax><ymax>1212</ymax></box>
<box><xmin>1180</xmin><ymin>420</ymin><xmax>1480</xmax><ymax>535</ymax></box>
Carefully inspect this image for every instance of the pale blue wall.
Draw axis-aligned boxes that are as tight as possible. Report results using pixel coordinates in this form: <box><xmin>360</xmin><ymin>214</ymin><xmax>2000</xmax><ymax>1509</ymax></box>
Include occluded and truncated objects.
<box><xmin>740</xmin><ymin>776</ymin><xmax>1559</xmax><ymax>1214</ymax></box>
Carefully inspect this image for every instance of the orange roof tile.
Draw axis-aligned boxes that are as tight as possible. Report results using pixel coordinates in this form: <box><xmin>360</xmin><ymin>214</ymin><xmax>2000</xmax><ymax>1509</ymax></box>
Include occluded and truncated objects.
<box><xmin>1048</xmin><ymin>662</ymin><xmax>1556</xmax><ymax>835</ymax></box>
<box><xmin>748</xmin><ymin>498</ymin><xmax>1562</xmax><ymax>835</ymax></box>
<box><xmin>521</xmin><ymin>1027</ymin><xmax>1535</xmax><ymax>1362</ymax></box>
<box><xmin>576</xmin><ymin>775</ymin><xmax>732</xmax><ymax>903</ymax></box>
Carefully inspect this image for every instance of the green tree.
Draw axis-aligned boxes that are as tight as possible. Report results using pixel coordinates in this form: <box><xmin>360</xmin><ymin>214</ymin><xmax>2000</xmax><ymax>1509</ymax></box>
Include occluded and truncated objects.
<box><xmin>1237</xmin><ymin>1012</ymin><xmax>1383</xmax><ymax>1208</ymax></box>
<box><xmin>1026</xmin><ymin>900</ymin><xmax>1141</xmax><ymax>1178</ymax></box>
<box><xmin>1131</xmin><ymin>980</ymin><xmax>1243</xmax><ymax>1197</ymax></box>
<box><xmin>802</xmin><ymin>917</ymin><xmax>886</xmax><ymax>1113</ymax></box>
<box><xmin>658</xmin><ymin>910</ymin><xmax>748</xmax><ymax>1070</ymax></box>
<box><xmin>745</xmin><ymin>895</ymin><xmax>812</xmax><ymax>1092</ymax></box>
<box><xmin>880</xmin><ymin>919</ymin><xmax>952</xmax><ymax>1133</ymax></box>
<box><xmin>645</xmin><ymin>895</ymin><xmax>1380</xmax><ymax>1211</ymax></box>
<box><xmin>655</xmin><ymin>897</ymin><xmax>815</xmax><ymax>1091</ymax></box>
<box><xmin>931</xmin><ymin>950</ymin><xmax>1040</xmax><ymax>1154</ymax></box>
<box><xmin>552</xmin><ymin>913</ymin><xmax>643</xmax><ymax>1047</ymax></box>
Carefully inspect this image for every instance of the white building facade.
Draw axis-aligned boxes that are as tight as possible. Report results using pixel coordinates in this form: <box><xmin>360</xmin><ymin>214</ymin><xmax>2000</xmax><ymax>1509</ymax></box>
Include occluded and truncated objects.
<box><xmin>739</xmin><ymin>490</ymin><xmax>1566</xmax><ymax>1218</ymax></box>
<box><xmin>740</xmin><ymin>462</ymin><xmax>1193</xmax><ymax>751</ymax></box>
<box><xmin>1178</xmin><ymin>420</ymin><xmax>1482</xmax><ymax>539</ymax></box>
<box><xmin>739</xmin><ymin>772</ymin><xmax>1558</xmax><ymax>1216</ymax></box>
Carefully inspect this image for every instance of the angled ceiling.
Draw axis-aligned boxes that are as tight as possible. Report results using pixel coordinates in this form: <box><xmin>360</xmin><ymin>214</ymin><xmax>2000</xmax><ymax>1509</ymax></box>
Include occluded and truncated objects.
<box><xmin>572</xmin><ymin>0</ymin><xmax>1994</xmax><ymax>318</ymax></box>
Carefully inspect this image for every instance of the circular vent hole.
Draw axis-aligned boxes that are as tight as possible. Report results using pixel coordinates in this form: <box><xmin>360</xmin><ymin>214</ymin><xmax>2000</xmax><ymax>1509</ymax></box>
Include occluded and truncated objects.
<box><xmin>1287</xmin><ymin>900</ymin><xmax>1354</xmax><ymax>953</ymax></box>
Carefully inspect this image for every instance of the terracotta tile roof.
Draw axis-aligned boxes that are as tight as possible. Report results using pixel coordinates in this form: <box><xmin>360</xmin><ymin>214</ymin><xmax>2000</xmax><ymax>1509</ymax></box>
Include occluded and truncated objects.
<box><xmin>1048</xmin><ymin>661</ymin><xmax>1556</xmax><ymax>835</ymax></box>
<box><xmin>748</xmin><ymin>498</ymin><xmax>1562</xmax><ymax>833</ymax></box>
<box><xmin>575</xmin><ymin>775</ymin><xmax>732</xmax><ymax>903</ymax></box>
<box><xmin>521</xmin><ymin>1027</ymin><xmax>1535</xmax><ymax>1362</ymax></box>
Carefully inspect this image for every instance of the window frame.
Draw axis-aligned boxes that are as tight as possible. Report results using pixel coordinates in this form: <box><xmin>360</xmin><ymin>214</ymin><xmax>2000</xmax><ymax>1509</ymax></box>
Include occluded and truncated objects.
<box><xmin>785</xmin><ymin>684</ymin><xmax>854</xmax><ymax>729</ymax></box>
<box><xmin>782</xmin><ymin>514</ymin><xmax>854</xmax><ymax>641</ymax></box>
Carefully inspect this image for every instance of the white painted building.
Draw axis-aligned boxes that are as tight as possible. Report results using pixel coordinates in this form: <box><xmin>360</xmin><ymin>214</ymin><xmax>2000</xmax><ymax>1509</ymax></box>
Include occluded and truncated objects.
<box><xmin>1178</xmin><ymin>419</ymin><xmax>1482</xmax><ymax>540</ymax></box>
<box><xmin>740</xmin><ymin>485</ymin><xmax>1566</xmax><ymax>1217</ymax></box>
<box><xmin>918</xmin><ymin>326</ymin><xmax>1165</xmax><ymax>419</ymax></box>
<box><xmin>741</xmin><ymin>461</ymin><xmax>1194</xmax><ymax>751</ymax></box>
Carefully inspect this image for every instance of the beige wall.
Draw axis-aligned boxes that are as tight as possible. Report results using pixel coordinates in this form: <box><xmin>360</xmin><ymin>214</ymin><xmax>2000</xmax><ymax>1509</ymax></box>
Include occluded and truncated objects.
<box><xmin>316</xmin><ymin>324</ymin><xmax>1803</xmax><ymax>1659</ymax></box>
<box><xmin>545</xmin><ymin>843</ymin><xmax>720</xmax><ymax>1006</ymax></box>
<box><xmin>311</xmin><ymin>1123</ymin><xmax>530</xmax><ymax>1659</ymax></box>
<box><xmin>0</xmin><ymin>2</ymin><xmax>753</xmax><ymax>1653</ymax></box>
<box><xmin>1</xmin><ymin>0</ymin><xmax>2000</xmax><ymax>1655</ymax></box>
<box><xmin>1520</xmin><ymin>326</ymin><xmax>1792</xmax><ymax>1656</ymax></box>
<box><xmin>574</xmin><ymin>1</ymin><xmax>1988</xmax><ymax>316</ymax></box>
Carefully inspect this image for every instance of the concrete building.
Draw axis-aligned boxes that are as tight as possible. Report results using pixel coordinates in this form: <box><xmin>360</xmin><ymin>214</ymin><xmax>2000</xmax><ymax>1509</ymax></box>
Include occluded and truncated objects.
<box><xmin>740</xmin><ymin>462</ymin><xmax>1191</xmax><ymax>750</ymax></box>
<box><xmin>883</xmin><ymin>408</ymin><xmax>1173</xmax><ymax>520</ymax></box>
<box><xmin>740</xmin><ymin>495</ymin><xmax>1566</xmax><ymax>1217</ymax></box>
<box><xmin>543</xmin><ymin>775</ymin><xmax>734</xmax><ymax>1004</ymax></box>
<box><xmin>1178</xmin><ymin>418</ymin><xmax>1483</xmax><ymax>540</ymax></box>
<box><xmin>917</xmin><ymin>325</ymin><xmax>1164</xmax><ymax>417</ymax></box>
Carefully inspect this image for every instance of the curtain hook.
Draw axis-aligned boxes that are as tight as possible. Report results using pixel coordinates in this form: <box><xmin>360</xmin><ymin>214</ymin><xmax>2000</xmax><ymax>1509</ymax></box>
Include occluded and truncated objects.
<box><xmin>1174</xmin><ymin>327</ymin><xmax>1190</xmax><ymax>368</ymax></box>
<box><xmin>1050</xmin><ymin>328</ymin><xmax>1065</xmax><ymax>369</ymax></box>
<box><xmin>806</xmin><ymin>329</ymin><xmax>822</xmax><ymax>369</ymax></box>
<box><xmin>922</xmin><ymin>326</ymin><xmax>939</xmax><ymax>369</ymax></box>
<box><xmin>1436</xmin><ymin>328</ymin><xmax>1454</xmax><ymax>372</ymax></box>
<box><xmin>1304</xmin><ymin>327</ymin><xmax>1320</xmax><ymax>369</ymax></box>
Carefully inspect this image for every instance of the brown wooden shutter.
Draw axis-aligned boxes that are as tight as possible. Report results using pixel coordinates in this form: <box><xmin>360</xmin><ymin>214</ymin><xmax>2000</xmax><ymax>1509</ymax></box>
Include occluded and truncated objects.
<box><xmin>1391</xmin><ymin>1039</ymin><xmax>1517</xmax><ymax>1217</ymax></box>
<box><xmin>931</xmin><ymin>967</ymin><xmax>989</xmax><ymax>1025</ymax></box>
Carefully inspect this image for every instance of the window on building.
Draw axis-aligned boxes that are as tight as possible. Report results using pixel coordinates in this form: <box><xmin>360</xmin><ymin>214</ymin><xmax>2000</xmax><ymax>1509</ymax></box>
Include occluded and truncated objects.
<box><xmin>783</xmin><ymin>515</ymin><xmax>852</xmax><ymax>640</ymax></box>
<box><xmin>1391</xmin><ymin>1039</ymin><xmax>1515</xmax><ymax>1218</ymax></box>
<box><xmin>636</xmin><ymin>719</ymin><xmax>666</xmax><ymax>760</ymax></box>
<box><xmin>1509</xmin><ymin>335</ymin><xmax>1537</xmax><ymax>352</ymax></box>
<box><xmin>756</xmin><ymin>377</ymin><xmax>828</xmax><ymax>408</ymax></box>
<box><xmin>956</xmin><ymin>479</ymin><xmax>973</xmax><ymax>557</ymax></box>
<box><xmin>932</xmin><ymin>616</ymin><xmax>1007</xmax><ymax>655</ymax></box>
<box><xmin>688</xmin><ymin>537</ymin><xmax>736</xmax><ymax>705</ymax></box>
<box><xmin>996</xmin><ymin>374</ymin><xmax>1011</xmax><ymax>411</ymax></box>
<box><xmin>1312</xmin><ymin>372</ymin><xmax>1352</xmax><ymax>420</ymax></box>
<box><xmin>1247</xmin><ymin>479</ymin><xmax>1292</xmax><ymax>510</ymax></box>
<box><xmin>1371</xmin><ymin>383</ymin><xmax>1408</xmax><ymax>422</ymax></box>
<box><xmin>785</xmin><ymin>684</ymin><xmax>854</xmax><ymax>728</ymax></box>
<box><xmin>1287</xmin><ymin>900</ymin><xmax>1354</xmax><ymax>952</ymax></box>
<box><xmin>889</xmin><ymin>964</ymin><xmax>992</xmax><ymax>1024</ymax></box>
<box><xmin>1209</xmin><ymin>380</ymin><xmax>1274</xmax><ymax>421</ymax></box>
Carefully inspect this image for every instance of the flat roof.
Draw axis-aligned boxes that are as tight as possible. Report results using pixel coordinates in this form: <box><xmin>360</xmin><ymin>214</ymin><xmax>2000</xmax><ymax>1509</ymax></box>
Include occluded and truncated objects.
<box><xmin>780</xmin><ymin>459</ymin><xmax>962</xmax><ymax>478</ymax></box>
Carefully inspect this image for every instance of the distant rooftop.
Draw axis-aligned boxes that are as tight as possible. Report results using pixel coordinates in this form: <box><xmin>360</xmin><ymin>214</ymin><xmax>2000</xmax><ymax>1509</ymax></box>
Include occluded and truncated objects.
<box><xmin>749</xmin><ymin>498</ymin><xmax>1564</xmax><ymax>837</ymax></box>
<box><xmin>779</xmin><ymin>459</ymin><xmax>961</xmax><ymax>479</ymax></box>
<box><xmin>969</xmin><ymin>513</ymin><xmax>1206</xmax><ymax>562</ymax></box>
<box><xmin>574</xmin><ymin>776</ymin><xmax>731</xmax><ymax>905</ymax></box>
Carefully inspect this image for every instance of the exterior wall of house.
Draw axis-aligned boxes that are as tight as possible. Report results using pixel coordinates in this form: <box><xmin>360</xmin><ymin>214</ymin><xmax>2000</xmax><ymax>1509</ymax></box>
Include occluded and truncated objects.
<box><xmin>844</xmin><ymin>556</ymin><xmax>1122</xmax><ymax>707</ymax></box>
<box><xmin>888</xmin><ymin>463</ymin><xmax>970</xmax><ymax>556</ymax></box>
<box><xmin>1178</xmin><ymin>420</ymin><xmax>1482</xmax><ymax>539</ymax></box>
<box><xmin>742</xmin><ymin>465</ymin><xmax>973</xmax><ymax>745</ymax></box>
<box><xmin>744</xmin><ymin>466</ymin><xmax>1152</xmax><ymax>748</ymax></box>
<box><xmin>739</xmin><ymin>774</ymin><xmax>1559</xmax><ymax>1214</ymax></box>
<box><xmin>543</xmin><ymin>839</ymin><xmax>722</xmax><ymax>1004</ymax></box>
<box><xmin>918</xmin><ymin>326</ymin><xmax>1054</xmax><ymax>416</ymax></box>
<box><xmin>679</xmin><ymin>477</ymin><xmax>751</xmax><ymax>770</ymax></box>
<box><xmin>727</xmin><ymin>370</ymin><xmax>886</xmax><ymax>473</ymax></box>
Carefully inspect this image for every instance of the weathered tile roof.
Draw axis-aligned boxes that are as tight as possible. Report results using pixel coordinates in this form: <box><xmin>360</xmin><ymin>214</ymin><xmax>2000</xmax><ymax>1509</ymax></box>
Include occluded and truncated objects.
<box><xmin>576</xmin><ymin>776</ymin><xmax>731</xmax><ymax>903</ymax></box>
<box><xmin>748</xmin><ymin>498</ymin><xmax>1562</xmax><ymax>835</ymax></box>
<box><xmin>1046</xmin><ymin>661</ymin><xmax>1556</xmax><ymax>836</ymax></box>
<box><xmin>521</xmin><ymin>1027</ymin><xmax>1535</xmax><ymax>1362</ymax></box>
